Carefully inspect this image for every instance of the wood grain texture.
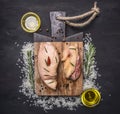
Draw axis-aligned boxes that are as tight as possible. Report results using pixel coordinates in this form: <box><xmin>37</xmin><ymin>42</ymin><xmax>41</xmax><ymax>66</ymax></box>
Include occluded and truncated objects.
<box><xmin>34</xmin><ymin>42</ymin><xmax>83</xmax><ymax>96</ymax></box>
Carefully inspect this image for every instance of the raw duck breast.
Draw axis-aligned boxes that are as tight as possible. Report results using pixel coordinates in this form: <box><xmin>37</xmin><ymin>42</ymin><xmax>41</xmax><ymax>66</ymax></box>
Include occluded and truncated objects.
<box><xmin>62</xmin><ymin>44</ymin><xmax>81</xmax><ymax>81</ymax></box>
<box><xmin>38</xmin><ymin>42</ymin><xmax>59</xmax><ymax>90</ymax></box>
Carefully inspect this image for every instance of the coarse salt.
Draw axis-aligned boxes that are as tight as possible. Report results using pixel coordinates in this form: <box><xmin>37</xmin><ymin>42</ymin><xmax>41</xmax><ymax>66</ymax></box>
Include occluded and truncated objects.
<box><xmin>25</xmin><ymin>16</ymin><xmax>39</xmax><ymax>31</ymax></box>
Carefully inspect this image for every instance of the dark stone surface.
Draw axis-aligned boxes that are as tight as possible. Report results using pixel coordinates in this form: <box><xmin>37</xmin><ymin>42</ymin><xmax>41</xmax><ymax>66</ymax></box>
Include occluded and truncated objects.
<box><xmin>0</xmin><ymin>0</ymin><xmax>120</xmax><ymax>114</ymax></box>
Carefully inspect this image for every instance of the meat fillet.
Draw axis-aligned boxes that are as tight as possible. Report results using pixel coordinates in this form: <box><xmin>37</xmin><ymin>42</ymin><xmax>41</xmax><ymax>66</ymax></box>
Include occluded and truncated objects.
<box><xmin>38</xmin><ymin>42</ymin><xmax>59</xmax><ymax>90</ymax></box>
<box><xmin>62</xmin><ymin>44</ymin><xmax>81</xmax><ymax>80</ymax></box>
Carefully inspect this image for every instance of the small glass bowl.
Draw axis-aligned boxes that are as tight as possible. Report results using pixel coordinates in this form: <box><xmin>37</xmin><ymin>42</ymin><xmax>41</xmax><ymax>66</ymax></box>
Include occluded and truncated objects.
<box><xmin>21</xmin><ymin>12</ymin><xmax>41</xmax><ymax>33</ymax></box>
<box><xmin>81</xmin><ymin>88</ymin><xmax>101</xmax><ymax>107</ymax></box>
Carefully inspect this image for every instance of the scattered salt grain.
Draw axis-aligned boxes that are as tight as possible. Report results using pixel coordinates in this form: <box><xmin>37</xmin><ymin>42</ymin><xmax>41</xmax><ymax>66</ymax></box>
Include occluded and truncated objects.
<box><xmin>14</xmin><ymin>42</ymin><xmax>17</xmax><ymax>45</ymax></box>
<box><xmin>14</xmin><ymin>42</ymin><xmax>20</xmax><ymax>47</ymax></box>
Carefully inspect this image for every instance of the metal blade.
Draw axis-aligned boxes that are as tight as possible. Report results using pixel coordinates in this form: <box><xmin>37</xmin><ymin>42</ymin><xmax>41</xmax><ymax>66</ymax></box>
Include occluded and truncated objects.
<box><xmin>50</xmin><ymin>11</ymin><xmax>66</xmax><ymax>38</ymax></box>
<box><xmin>34</xmin><ymin>33</ymin><xmax>51</xmax><ymax>42</ymax></box>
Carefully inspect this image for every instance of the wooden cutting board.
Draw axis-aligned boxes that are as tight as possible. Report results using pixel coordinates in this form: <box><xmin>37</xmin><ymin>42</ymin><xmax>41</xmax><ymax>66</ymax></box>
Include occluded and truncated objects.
<box><xmin>34</xmin><ymin>41</ymin><xmax>83</xmax><ymax>96</ymax></box>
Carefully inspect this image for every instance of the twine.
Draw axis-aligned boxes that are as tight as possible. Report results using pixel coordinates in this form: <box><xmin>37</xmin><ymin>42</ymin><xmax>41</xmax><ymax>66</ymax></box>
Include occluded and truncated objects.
<box><xmin>57</xmin><ymin>2</ymin><xmax>100</xmax><ymax>27</ymax></box>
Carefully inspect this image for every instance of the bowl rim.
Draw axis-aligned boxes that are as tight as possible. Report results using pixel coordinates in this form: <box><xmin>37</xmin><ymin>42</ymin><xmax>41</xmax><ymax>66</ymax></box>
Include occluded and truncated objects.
<box><xmin>21</xmin><ymin>12</ymin><xmax>41</xmax><ymax>33</ymax></box>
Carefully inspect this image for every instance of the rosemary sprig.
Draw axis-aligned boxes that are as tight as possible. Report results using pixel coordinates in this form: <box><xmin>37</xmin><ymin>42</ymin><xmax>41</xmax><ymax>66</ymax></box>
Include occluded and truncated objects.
<box><xmin>27</xmin><ymin>50</ymin><xmax>34</xmax><ymax>89</ymax></box>
<box><xmin>84</xmin><ymin>43</ymin><xmax>96</xmax><ymax>77</ymax></box>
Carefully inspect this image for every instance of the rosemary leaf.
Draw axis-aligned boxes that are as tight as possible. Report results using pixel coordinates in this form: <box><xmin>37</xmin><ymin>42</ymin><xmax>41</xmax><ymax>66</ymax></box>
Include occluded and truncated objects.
<box><xmin>44</xmin><ymin>74</ymin><xmax>50</xmax><ymax>76</ymax></box>
<box><xmin>55</xmin><ymin>57</ymin><xmax>57</xmax><ymax>63</ymax></box>
<box><xmin>43</xmin><ymin>68</ymin><xmax>49</xmax><ymax>72</ymax></box>
<box><xmin>45</xmin><ymin>59</ymin><xmax>47</xmax><ymax>65</ymax></box>
<box><xmin>27</xmin><ymin>50</ymin><xmax>34</xmax><ymax>89</ymax></box>
<box><xmin>84</xmin><ymin>43</ymin><xmax>96</xmax><ymax>77</ymax></box>
<box><xmin>70</xmin><ymin>62</ymin><xmax>75</xmax><ymax>67</ymax></box>
<box><xmin>44</xmin><ymin>47</ymin><xmax>48</xmax><ymax>53</ymax></box>
<box><xmin>69</xmin><ymin>48</ymin><xmax>76</xmax><ymax>50</ymax></box>
<box><xmin>48</xmin><ymin>81</ymin><xmax>54</xmax><ymax>84</ymax></box>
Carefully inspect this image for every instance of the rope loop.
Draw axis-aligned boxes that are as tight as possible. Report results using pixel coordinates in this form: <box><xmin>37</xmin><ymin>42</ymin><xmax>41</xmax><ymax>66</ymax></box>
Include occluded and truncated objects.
<box><xmin>57</xmin><ymin>1</ymin><xmax>100</xmax><ymax>27</ymax></box>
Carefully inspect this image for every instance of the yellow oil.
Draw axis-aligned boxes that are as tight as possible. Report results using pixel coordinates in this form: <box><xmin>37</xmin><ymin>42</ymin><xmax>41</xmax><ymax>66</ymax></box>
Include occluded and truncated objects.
<box><xmin>81</xmin><ymin>88</ymin><xmax>101</xmax><ymax>107</ymax></box>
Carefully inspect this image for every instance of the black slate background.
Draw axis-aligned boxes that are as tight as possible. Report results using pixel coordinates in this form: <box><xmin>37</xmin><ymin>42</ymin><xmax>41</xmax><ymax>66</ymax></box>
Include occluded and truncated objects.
<box><xmin>0</xmin><ymin>0</ymin><xmax>120</xmax><ymax>114</ymax></box>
